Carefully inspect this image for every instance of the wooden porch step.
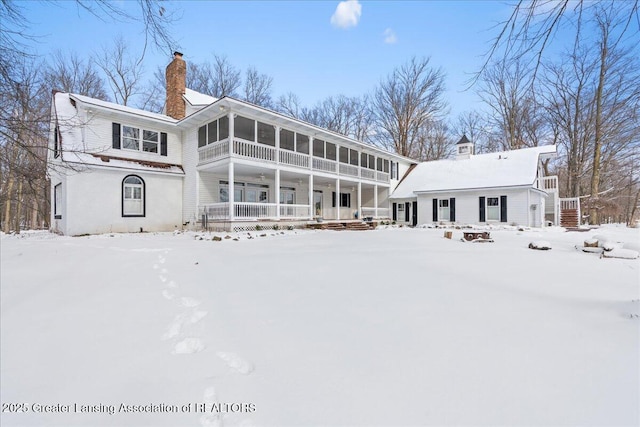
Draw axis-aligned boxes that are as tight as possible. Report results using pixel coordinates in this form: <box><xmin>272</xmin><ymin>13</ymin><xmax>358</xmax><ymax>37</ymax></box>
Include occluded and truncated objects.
<box><xmin>346</xmin><ymin>222</ymin><xmax>372</xmax><ymax>231</ymax></box>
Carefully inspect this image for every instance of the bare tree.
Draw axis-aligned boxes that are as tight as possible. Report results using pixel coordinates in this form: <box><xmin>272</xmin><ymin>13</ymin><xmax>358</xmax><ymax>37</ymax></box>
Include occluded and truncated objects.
<box><xmin>413</xmin><ymin>120</ymin><xmax>454</xmax><ymax>161</ymax></box>
<box><xmin>480</xmin><ymin>0</ymin><xmax>639</xmax><ymax>83</ymax></box>
<box><xmin>43</xmin><ymin>51</ymin><xmax>109</xmax><ymax>99</ymax></box>
<box><xmin>94</xmin><ymin>36</ymin><xmax>146</xmax><ymax>106</ymax></box>
<box><xmin>243</xmin><ymin>67</ymin><xmax>273</xmax><ymax>108</ymax></box>
<box><xmin>479</xmin><ymin>59</ymin><xmax>550</xmax><ymax>150</ymax></box>
<box><xmin>372</xmin><ymin>57</ymin><xmax>447</xmax><ymax>157</ymax></box>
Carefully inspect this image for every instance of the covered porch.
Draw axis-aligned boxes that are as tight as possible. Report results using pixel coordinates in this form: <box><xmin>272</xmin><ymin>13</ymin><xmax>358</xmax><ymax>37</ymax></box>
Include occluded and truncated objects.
<box><xmin>197</xmin><ymin>162</ymin><xmax>390</xmax><ymax>225</ymax></box>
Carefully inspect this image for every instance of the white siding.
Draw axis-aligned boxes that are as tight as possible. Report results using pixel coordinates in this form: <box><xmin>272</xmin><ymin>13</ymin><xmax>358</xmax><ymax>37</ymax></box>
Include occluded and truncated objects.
<box><xmin>80</xmin><ymin>112</ymin><xmax>182</xmax><ymax>165</ymax></box>
<box><xmin>63</xmin><ymin>167</ymin><xmax>182</xmax><ymax>236</ymax></box>
<box><xmin>416</xmin><ymin>188</ymin><xmax>547</xmax><ymax>227</ymax></box>
<box><xmin>182</xmin><ymin>128</ymin><xmax>199</xmax><ymax>225</ymax></box>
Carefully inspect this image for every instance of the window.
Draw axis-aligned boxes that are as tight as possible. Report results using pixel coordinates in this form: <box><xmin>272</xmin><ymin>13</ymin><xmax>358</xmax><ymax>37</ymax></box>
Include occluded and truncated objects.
<box><xmin>326</xmin><ymin>142</ymin><xmax>336</xmax><ymax>160</ymax></box>
<box><xmin>114</xmin><ymin>123</ymin><xmax>166</xmax><ymax>155</ymax></box>
<box><xmin>487</xmin><ymin>197</ymin><xmax>500</xmax><ymax>221</ymax></box>
<box><xmin>54</xmin><ymin>124</ymin><xmax>60</xmax><ymax>158</ymax></box>
<box><xmin>122</xmin><ymin>175</ymin><xmax>145</xmax><ymax>217</ymax></box>
<box><xmin>280</xmin><ymin>129</ymin><xmax>295</xmax><ymax>151</ymax></box>
<box><xmin>439</xmin><ymin>199</ymin><xmax>449</xmax><ymax>221</ymax></box>
<box><xmin>280</xmin><ymin>187</ymin><xmax>296</xmax><ymax>204</ymax></box>
<box><xmin>368</xmin><ymin>154</ymin><xmax>375</xmax><ymax>170</ymax></box>
<box><xmin>54</xmin><ymin>183</ymin><xmax>62</xmax><ymax>219</ymax></box>
<box><xmin>122</xmin><ymin>126</ymin><xmax>140</xmax><ymax>150</ymax></box>
<box><xmin>332</xmin><ymin>192</ymin><xmax>351</xmax><ymax>208</ymax></box>
<box><xmin>207</xmin><ymin>121</ymin><xmax>218</xmax><ymax>144</ymax></box>
<box><xmin>235</xmin><ymin>116</ymin><xmax>255</xmax><ymax>141</ymax></box>
<box><xmin>142</xmin><ymin>130</ymin><xmax>158</xmax><ymax>153</ymax></box>
<box><xmin>376</xmin><ymin>157</ymin><xmax>383</xmax><ymax>171</ymax></box>
<box><xmin>313</xmin><ymin>139</ymin><xmax>325</xmax><ymax>158</ymax></box>
<box><xmin>361</xmin><ymin>153</ymin><xmax>368</xmax><ymax>168</ymax></box>
<box><xmin>199</xmin><ymin>117</ymin><xmax>229</xmax><ymax>148</ymax></box>
<box><xmin>349</xmin><ymin>149</ymin><xmax>359</xmax><ymax>166</ymax></box>
<box><xmin>257</xmin><ymin>122</ymin><xmax>275</xmax><ymax>146</ymax></box>
<box><xmin>296</xmin><ymin>134</ymin><xmax>309</xmax><ymax>154</ymax></box>
<box><xmin>391</xmin><ymin>162</ymin><xmax>397</xmax><ymax>179</ymax></box>
<box><xmin>383</xmin><ymin>159</ymin><xmax>389</xmax><ymax>173</ymax></box>
<box><xmin>219</xmin><ymin>116</ymin><xmax>229</xmax><ymax>140</ymax></box>
<box><xmin>219</xmin><ymin>181</ymin><xmax>244</xmax><ymax>203</ymax></box>
<box><xmin>339</xmin><ymin>146</ymin><xmax>349</xmax><ymax>164</ymax></box>
<box><xmin>398</xmin><ymin>203</ymin><xmax>404</xmax><ymax>212</ymax></box>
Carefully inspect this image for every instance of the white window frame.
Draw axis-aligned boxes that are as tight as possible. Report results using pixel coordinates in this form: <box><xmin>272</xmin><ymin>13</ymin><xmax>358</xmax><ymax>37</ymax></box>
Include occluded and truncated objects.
<box><xmin>122</xmin><ymin>125</ymin><xmax>161</xmax><ymax>154</ymax></box>
<box><xmin>439</xmin><ymin>199</ymin><xmax>449</xmax><ymax>221</ymax></box>
<box><xmin>398</xmin><ymin>203</ymin><xmax>404</xmax><ymax>212</ymax></box>
<box><xmin>122</xmin><ymin>175</ymin><xmax>145</xmax><ymax>217</ymax></box>
<box><xmin>54</xmin><ymin>183</ymin><xmax>62</xmax><ymax>219</ymax></box>
<box><xmin>142</xmin><ymin>130</ymin><xmax>159</xmax><ymax>153</ymax></box>
<box><xmin>487</xmin><ymin>197</ymin><xmax>500</xmax><ymax>221</ymax></box>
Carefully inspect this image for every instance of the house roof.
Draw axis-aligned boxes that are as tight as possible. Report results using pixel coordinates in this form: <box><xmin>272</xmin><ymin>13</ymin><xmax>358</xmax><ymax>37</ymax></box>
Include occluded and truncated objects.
<box><xmin>69</xmin><ymin>93</ymin><xmax>177</xmax><ymax>123</ymax></box>
<box><xmin>456</xmin><ymin>134</ymin><xmax>471</xmax><ymax>145</ymax></box>
<box><xmin>390</xmin><ymin>145</ymin><xmax>557</xmax><ymax>199</ymax></box>
<box><xmin>184</xmin><ymin>88</ymin><xmax>217</xmax><ymax>106</ymax></box>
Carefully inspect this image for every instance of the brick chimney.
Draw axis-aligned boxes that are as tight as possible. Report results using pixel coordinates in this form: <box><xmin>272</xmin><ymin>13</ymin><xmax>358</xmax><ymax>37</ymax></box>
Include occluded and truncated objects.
<box><xmin>166</xmin><ymin>52</ymin><xmax>186</xmax><ymax>120</ymax></box>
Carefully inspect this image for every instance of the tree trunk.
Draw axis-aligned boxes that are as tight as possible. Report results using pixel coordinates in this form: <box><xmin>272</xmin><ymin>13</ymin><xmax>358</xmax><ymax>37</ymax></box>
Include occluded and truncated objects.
<box><xmin>14</xmin><ymin>180</ymin><xmax>23</xmax><ymax>234</ymax></box>
<box><xmin>3</xmin><ymin>177</ymin><xmax>14</xmax><ymax>233</ymax></box>
<box><xmin>589</xmin><ymin>17</ymin><xmax>609</xmax><ymax>225</ymax></box>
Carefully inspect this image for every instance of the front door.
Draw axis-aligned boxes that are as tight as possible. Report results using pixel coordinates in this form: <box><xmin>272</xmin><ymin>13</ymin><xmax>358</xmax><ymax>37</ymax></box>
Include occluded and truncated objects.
<box><xmin>313</xmin><ymin>190</ymin><xmax>323</xmax><ymax>217</ymax></box>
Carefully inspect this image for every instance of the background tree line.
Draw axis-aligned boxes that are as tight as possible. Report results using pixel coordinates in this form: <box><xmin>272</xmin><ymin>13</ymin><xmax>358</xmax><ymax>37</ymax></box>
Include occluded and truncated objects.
<box><xmin>1</xmin><ymin>0</ymin><xmax>638</xmax><ymax>233</ymax></box>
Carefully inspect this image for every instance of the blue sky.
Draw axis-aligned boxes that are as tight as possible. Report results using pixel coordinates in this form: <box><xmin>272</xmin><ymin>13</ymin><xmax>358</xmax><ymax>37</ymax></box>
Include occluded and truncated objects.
<box><xmin>22</xmin><ymin>1</ymin><xmax>516</xmax><ymax>118</ymax></box>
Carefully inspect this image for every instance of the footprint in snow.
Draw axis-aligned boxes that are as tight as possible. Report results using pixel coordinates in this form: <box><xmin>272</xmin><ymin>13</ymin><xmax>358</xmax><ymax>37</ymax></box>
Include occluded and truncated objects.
<box><xmin>167</xmin><ymin>280</ymin><xmax>178</xmax><ymax>288</ymax></box>
<box><xmin>159</xmin><ymin>275</ymin><xmax>167</xmax><ymax>283</ymax></box>
<box><xmin>217</xmin><ymin>352</ymin><xmax>254</xmax><ymax>375</ymax></box>
<box><xmin>181</xmin><ymin>297</ymin><xmax>201</xmax><ymax>307</ymax></box>
<box><xmin>162</xmin><ymin>290</ymin><xmax>175</xmax><ymax>300</ymax></box>
<box><xmin>189</xmin><ymin>310</ymin><xmax>207</xmax><ymax>323</ymax></box>
<box><xmin>162</xmin><ymin>317</ymin><xmax>183</xmax><ymax>340</ymax></box>
<box><xmin>173</xmin><ymin>338</ymin><xmax>205</xmax><ymax>354</ymax></box>
<box><xmin>200</xmin><ymin>387</ymin><xmax>223</xmax><ymax>427</ymax></box>
<box><xmin>158</xmin><ymin>256</ymin><xmax>166</xmax><ymax>264</ymax></box>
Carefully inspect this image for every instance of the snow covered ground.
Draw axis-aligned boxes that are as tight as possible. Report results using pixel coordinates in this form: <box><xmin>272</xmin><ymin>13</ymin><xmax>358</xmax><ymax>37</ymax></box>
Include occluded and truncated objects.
<box><xmin>1</xmin><ymin>225</ymin><xmax>638</xmax><ymax>426</ymax></box>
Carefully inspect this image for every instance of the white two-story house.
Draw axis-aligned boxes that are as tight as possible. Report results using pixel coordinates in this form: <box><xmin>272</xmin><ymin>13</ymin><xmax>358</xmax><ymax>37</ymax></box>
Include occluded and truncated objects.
<box><xmin>48</xmin><ymin>52</ymin><xmax>415</xmax><ymax>235</ymax></box>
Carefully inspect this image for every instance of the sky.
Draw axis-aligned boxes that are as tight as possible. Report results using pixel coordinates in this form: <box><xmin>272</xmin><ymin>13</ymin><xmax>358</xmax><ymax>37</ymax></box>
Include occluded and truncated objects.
<box><xmin>20</xmin><ymin>1</ymin><xmax>518</xmax><ymax>118</ymax></box>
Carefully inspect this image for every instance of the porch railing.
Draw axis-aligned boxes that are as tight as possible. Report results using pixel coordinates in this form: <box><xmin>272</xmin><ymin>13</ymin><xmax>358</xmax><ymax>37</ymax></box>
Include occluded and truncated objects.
<box><xmin>339</xmin><ymin>163</ymin><xmax>359</xmax><ymax>177</ymax></box>
<box><xmin>361</xmin><ymin>169</ymin><xmax>376</xmax><ymax>180</ymax></box>
<box><xmin>312</xmin><ymin>157</ymin><xmax>337</xmax><ymax>173</ymax></box>
<box><xmin>197</xmin><ymin>139</ymin><xmax>391</xmax><ymax>183</ymax></box>
<box><xmin>233</xmin><ymin>139</ymin><xmax>276</xmax><ymax>163</ymax></box>
<box><xmin>199</xmin><ymin>140</ymin><xmax>229</xmax><ymax>164</ymax></box>
<box><xmin>279</xmin><ymin>150</ymin><xmax>310</xmax><ymax>168</ymax></box>
<box><xmin>279</xmin><ymin>204</ymin><xmax>312</xmax><ymax>218</ymax></box>
<box><xmin>537</xmin><ymin>176</ymin><xmax>558</xmax><ymax>191</ymax></box>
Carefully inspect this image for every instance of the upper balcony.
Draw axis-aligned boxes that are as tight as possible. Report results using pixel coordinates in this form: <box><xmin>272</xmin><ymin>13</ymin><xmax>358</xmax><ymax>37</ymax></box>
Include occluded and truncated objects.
<box><xmin>198</xmin><ymin>137</ymin><xmax>391</xmax><ymax>184</ymax></box>
<box><xmin>536</xmin><ymin>175</ymin><xmax>558</xmax><ymax>192</ymax></box>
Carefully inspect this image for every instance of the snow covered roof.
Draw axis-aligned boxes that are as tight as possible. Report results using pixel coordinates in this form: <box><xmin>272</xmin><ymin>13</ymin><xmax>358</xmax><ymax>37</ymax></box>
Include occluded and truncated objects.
<box><xmin>183</xmin><ymin>88</ymin><xmax>217</xmax><ymax>106</ymax></box>
<box><xmin>391</xmin><ymin>145</ymin><xmax>557</xmax><ymax>199</ymax></box>
<box><xmin>69</xmin><ymin>93</ymin><xmax>177</xmax><ymax>123</ymax></box>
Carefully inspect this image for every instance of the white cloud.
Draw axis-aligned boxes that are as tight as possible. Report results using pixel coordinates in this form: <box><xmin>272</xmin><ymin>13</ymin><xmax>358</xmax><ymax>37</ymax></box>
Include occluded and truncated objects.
<box><xmin>330</xmin><ymin>0</ymin><xmax>362</xmax><ymax>29</ymax></box>
<box><xmin>383</xmin><ymin>28</ymin><xmax>397</xmax><ymax>44</ymax></box>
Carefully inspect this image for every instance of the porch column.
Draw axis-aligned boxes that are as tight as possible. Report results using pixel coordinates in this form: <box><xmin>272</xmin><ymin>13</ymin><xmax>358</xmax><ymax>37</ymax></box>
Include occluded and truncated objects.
<box><xmin>308</xmin><ymin>174</ymin><xmax>314</xmax><ymax>218</ymax></box>
<box><xmin>357</xmin><ymin>181</ymin><xmax>362</xmax><ymax>220</ymax></box>
<box><xmin>374</xmin><ymin>184</ymin><xmax>378</xmax><ymax>218</ymax></box>
<box><xmin>228</xmin><ymin>162</ymin><xmax>235</xmax><ymax>220</ymax></box>
<box><xmin>228</xmin><ymin>112</ymin><xmax>235</xmax><ymax>155</ymax></box>
<box><xmin>275</xmin><ymin>169</ymin><xmax>280</xmax><ymax>220</ymax></box>
<box><xmin>335</xmin><ymin>178</ymin><xmax>340</xmax><ymax>220</ymax></box>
